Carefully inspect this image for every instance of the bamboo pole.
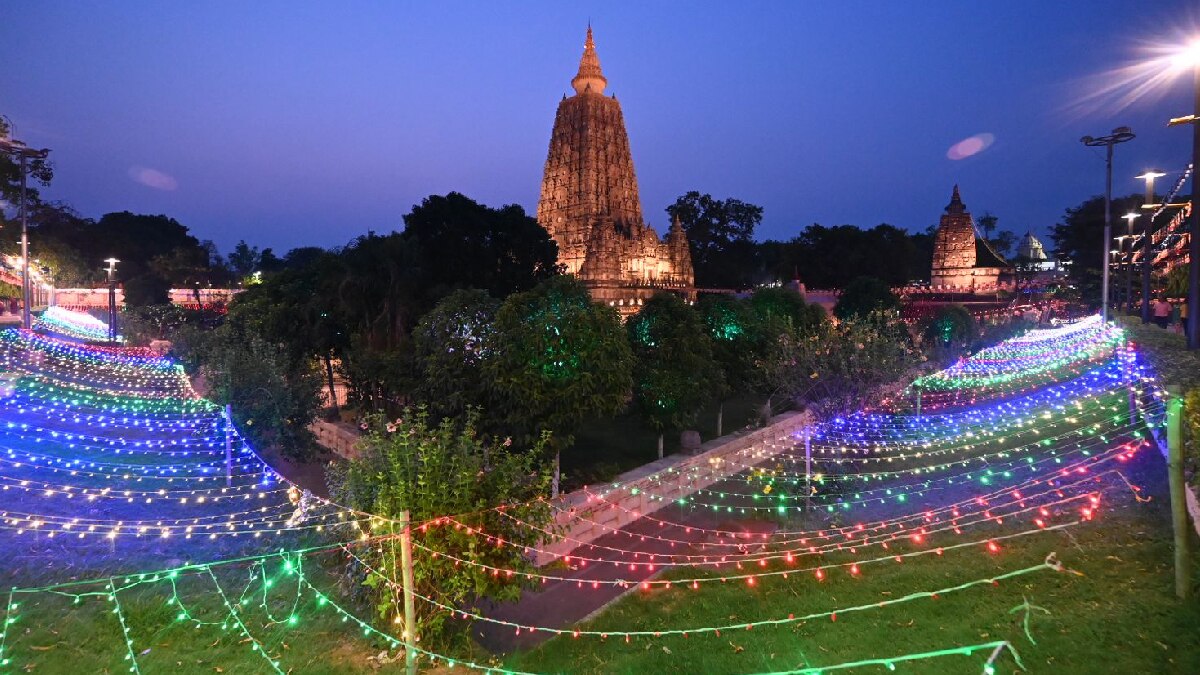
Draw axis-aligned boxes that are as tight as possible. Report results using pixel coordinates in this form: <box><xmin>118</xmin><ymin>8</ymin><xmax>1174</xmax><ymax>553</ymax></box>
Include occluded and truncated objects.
<box><xmin>1166</xmin><ymin>386</ymin><xmax>1192</xmax><ymax>600</ymax></box>
<box><xmin>399</xmin><ymin>510</ymin><xmax>418</xmax><ymax>675</ymax></box>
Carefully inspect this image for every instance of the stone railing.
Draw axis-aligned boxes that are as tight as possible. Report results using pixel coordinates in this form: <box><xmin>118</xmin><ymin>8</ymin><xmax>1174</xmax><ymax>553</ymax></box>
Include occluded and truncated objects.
<box><xmin>534</xmin><ymin>409</ymin><xmax>814</xmax><ymax>565</ymax></box>
<box><xmin>310</xmin><ymin>419</ymin><xmax>363</xmax><ymax>460</ymax></box>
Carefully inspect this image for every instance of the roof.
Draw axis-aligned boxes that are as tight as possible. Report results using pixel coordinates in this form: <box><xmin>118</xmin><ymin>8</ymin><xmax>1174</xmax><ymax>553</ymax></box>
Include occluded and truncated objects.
<box><xmin>974</xmin><ymin>237</ymin><xmax>1010</xmax><ymax>268</ymax></box>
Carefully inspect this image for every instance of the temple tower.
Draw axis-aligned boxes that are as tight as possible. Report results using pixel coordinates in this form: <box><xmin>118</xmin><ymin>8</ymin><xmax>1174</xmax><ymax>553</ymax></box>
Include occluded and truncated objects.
<box><xmin>930</xmin><ymin>185</ymin><xmax>1011</xmax><ymax>290</ymax></box>
<box><xmin>536</xmin><ymin>26</ymin><xmax>694</xmax><ymax>314</ymax></box>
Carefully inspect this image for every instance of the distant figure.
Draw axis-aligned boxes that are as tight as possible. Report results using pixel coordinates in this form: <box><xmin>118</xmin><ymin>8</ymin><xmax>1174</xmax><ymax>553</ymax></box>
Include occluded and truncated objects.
<box><xmin>1181</xmin><ymin>301</ymin><xmax>1189</xmax><ymax>339</ymax></box>
<box><xmin>1151</xmin><ymin>297</ymin><xmax>1172</xmax><ymax>329</ymax></box>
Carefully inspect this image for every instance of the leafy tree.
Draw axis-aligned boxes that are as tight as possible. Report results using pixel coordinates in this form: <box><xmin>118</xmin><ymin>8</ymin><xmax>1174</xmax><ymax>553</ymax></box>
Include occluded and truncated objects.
<box><xmin>122</xmin><ymin>273</ymin><xmax>171</xmax><ymax>307</ymax></box>
<box><xmin>400</xmin><ymin>192</ymin><xmax>560</xmax><ymax>308</ymax></box>
<box><xmin>627</xmin><ymin>293</ymin><xmax>723</xmax><ymax>457</ymax></box>
<box><xmin>759</xmin><ymin>224</ymin><xmax>924</xmax><ymax>288</ymax></box>
<box><xmin>759</xmin><ymin>310</ymin><xmax>918</xmax><ymax>416</ymax></box>
<box><xmin>666</xmin><ymin>191</ymin><xmax>762</xmax><ymax>289</ymax></box>
<box><xmin>412</xmin><ymin>289</ymin><xmax>500</xmax><ymax>425</ymax></box>
<box><xmin>977</xmin><ymin>212</ymin><xmax>998</xmax><ymax>239</ymax></box>
<box><xmin>697</xmin><ymin>294</ymin><xmax>764</xmax><ymax>434</ymax></box>
<box><xmin>1050</xmin><ymin>194</ymin><xmax>1142</xmax><ymax>308</ymax></box>
<box><xmin>750</xmin><ymin>286</ymin><xmax>826</xmax><ymax>331</ymax></box>
<box><xmin>988</xmin><ymin>230</ymin><xmax>1017</xmax><ymax>259</ymax></box>
<box><xmin>834</xmin><ymin>276</ymin><xmax>900</xmax><ymax>319</ymax></box>
<box><xmin>484</xmin><ymin>276</ymin><xmax>632</xmax><ymax>495</ymax></box>
<box><xmin>192</xmin><ymin>322</ymin><xmax>322</xmax><ymax>460</ymax></box>
<box><xmin>327</xmin><ymin>409</ymin><xmax>553</xmax><ymax>647</ymax></box>
<box><xmin>227</xmin><ymin>240</ymin><xmax>261</xmax><ymax>278</ymax></box>
<box><xmin>920</xmin><ymin>304</ymin><xmax>977</xmax><ymax>362</ymax></box>
<box><xmin>1165</xmin><ymin>264</ymin><xmax>1189</xmax><ymax>298</ymax></box>
<box><xmin>227</xmin><ymin>250</ymin><xmax>348</xmax><ymax>415</ymax></box>
<box><xmin>0</xmin><ymin>117</ymin><xmax>53</xmax><ymax>215</ymax></box>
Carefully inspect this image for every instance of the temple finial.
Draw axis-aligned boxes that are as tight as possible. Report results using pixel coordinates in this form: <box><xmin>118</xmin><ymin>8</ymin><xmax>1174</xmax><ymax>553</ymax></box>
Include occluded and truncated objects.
<box><xmin>946</xmin><ymin>184</ymin><xmax>966</xmax><ymax>214</ymax></box>
<box><xmin>572</xmin><ymin>24</ymin><xmax>607</xmax><ymax>96</ymax></box>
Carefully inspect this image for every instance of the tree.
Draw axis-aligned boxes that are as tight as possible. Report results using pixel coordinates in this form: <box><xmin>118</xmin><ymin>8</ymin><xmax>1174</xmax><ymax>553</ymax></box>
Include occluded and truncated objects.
<box><xmin>0</xmin><ymin>117</ymin><xmax>53</xmax><ymax>217</ymax></box>
<box><xmin>122</xmin><ymin>273</ymin><xmax>171</xmax><ymax>307</ymax></box>
<box><xmin>227</xmin><ymin>240</ymin><xmax>261</xmax><ymax>278</ymax></box>
<box><xmin>193</xmin><ymin>322</ymin><xmax>322</xmax><ymax>460</ymax></box>
<box><xmin>759</xmin><ymin>310</ymin><xmax>918</xmax><ymax>416</ymax></box>
<box><xmin>412</xmin><ymin>289</ymin><xmax>500</xmax><ymax>425</ymax></box>
<box><xmin>988</xmin><ymin>230</ymin><xmax>1017</xmax><ymax>259</ymax></box>
<box><xmin>750</xmin><ymin>286</ymin><xmax>825</xmax><ymax>331</ymax></box>
<box><xmin>627</xmin><ymin>293</ymin><xmax>723</xmax><ymax>458</ymax></box>
<box><xmin>759</xmin><ymin>224</ymin><xmax>924</xmax><ymax>289</ymax></box>
<box><xmin>666</xmin><ymin>191</ymin><xmax>762</xmax><ymax>289</ymax></box>
<box><xmin>834</xmin><ymin>276</ymin><xmax>900</xmax><ymax>319</ymax></box>
<box><xmin>1050</xmin><ymin>194</ymin><xmax>1143</xmax><ymax>308</ymax></box>
<box><xmin>920</xmin><ymin>304</ymin><xmax>977</xmax><ymax>362</ymax></box>
<box><xmin>327</xmin><ymin>410</ymin><xmax>553</xmax><ymax>647</ymax></box>
<box><xmin>400</xmin><ymin>192</ymin><xmax>560</xmax><ymax>308</ymax></box>
<box><xmin>484</xmin><ymin>276</ymin><xmax>633</xmax><ymax>495</ymax></box>
<box><xmin>697</xmin><ymin>294</ymin><xmax>765</xmax><ymax>434</ymax></box>
<box><xmin>978</xmin><ymin>212</ymin><xmax>998</xmax><ymax>239</ymax></box>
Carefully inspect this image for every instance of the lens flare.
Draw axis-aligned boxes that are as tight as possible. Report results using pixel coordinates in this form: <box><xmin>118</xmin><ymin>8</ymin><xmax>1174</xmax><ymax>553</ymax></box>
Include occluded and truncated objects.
<box><xmin>1064</xmin><ymin>30</ymin><xmax>1200</xmax><ymax>119</ymax></box>
<box><xmin>946</xmin><ymin>133</ymin><xmax>995</xmax><ymax>160</ymax></box>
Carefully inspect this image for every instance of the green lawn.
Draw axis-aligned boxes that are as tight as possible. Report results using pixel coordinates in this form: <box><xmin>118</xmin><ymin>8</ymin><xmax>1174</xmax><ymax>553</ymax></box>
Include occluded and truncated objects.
<box><xmin>507</xmin><ymin>461</ymin><xmax>1200</xmax><ymax>674</ymax></box>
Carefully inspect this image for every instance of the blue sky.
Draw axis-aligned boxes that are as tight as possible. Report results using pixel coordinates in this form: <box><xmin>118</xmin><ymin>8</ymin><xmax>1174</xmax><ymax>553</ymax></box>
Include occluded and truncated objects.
<box><xmin>1</xmin><ymin>1</ymin><xmax>1196</xmax><ymax>254</ymax></box>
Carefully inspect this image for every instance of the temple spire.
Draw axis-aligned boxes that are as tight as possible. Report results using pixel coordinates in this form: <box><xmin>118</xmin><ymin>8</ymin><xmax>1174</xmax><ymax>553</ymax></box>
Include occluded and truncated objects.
<box><xmin>946</xmin><ymin>184</ymin><xmax>966</xmax><ymax>214</ymax></box>
<box><xmin>571</xmin><ymin>24</ymin><xmax>607</xmax><ymax>96</ymax></box>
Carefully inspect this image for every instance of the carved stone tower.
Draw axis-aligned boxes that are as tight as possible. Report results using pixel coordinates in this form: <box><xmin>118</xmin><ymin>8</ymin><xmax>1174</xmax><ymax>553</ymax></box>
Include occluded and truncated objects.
<box><xmin>536</xmin><ymin>26</ymin><xmax>694</xmax><ymax>314</ymax></box>
<box><xmin>930</xmin><ymin>185</ymin><xmax>1011</xmax><ymax>290</ymax></box>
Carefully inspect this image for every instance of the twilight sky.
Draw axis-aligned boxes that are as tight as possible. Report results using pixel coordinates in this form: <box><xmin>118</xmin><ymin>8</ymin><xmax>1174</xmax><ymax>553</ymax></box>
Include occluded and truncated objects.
<box><xmin>1</xmin><ymin>2</ymin><xmax>1197</xmax><ymax>255</ymax></box>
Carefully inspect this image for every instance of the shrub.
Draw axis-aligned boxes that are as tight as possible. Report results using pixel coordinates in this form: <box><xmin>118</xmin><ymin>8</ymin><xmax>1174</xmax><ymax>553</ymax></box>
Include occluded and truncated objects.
<box><xmin>327</xmin><ymin>409</ymin><xmax>554</xmax><ymax>647</ymax></box>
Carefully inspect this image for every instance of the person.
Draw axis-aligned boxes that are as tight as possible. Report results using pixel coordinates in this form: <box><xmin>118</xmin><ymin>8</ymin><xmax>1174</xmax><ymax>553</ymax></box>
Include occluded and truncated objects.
<box><xmin>1152</xmin><ymin>296</ymin><xmax>1172</xmax><ymax>329</ymax></box>
<box><xmin>1182</xmin><ymin>301</ymin><xmax>1190</xmax><ymax>339</ymax></box>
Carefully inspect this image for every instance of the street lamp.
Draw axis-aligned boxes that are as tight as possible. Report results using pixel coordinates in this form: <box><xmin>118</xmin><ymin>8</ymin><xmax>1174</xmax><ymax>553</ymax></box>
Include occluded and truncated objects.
<box><xmin>1121</xmin><ymin>212</ymin><xmax>1140</xmax><ymax>313</ymax></box>
<box><xmin>1137</xmin><ymin>170</ymin><xmax>1167</xmax><ymax>323</ymax></box>
<box><xmin>1164</xmin><ymin>38</ymin><xmax>1200</xmax><ymax>348</ymax></box>
<box><xmin>104</xmin><ymin>258</ymin><xmax>119</xmax><ymax>342</ymax></box>
<box><xmin>1082</xmin><ymin>126</ymin><xmax>1136</xmax><ymax>323</ymax></box>
<box><xmin>0</xmin><ymin>120</ymin><xmax>50</xmax><ymax>330</ymax></box>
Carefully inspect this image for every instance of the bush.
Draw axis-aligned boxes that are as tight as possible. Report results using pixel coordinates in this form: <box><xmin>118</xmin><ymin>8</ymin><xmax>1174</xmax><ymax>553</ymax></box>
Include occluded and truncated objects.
<box><xmin>834</xmin><ymin>277</ymin><xmax>900</xmax><ymax>320</ymax></box>
<box><xmin>921</xmin><ymin>304</ymin><xmax>977</xmax><ymax>361</ymax></box>
<box><xmin>194</xmin><ymin>323</ymin><xmax>322</xmax><ymax>460</ymax></box>
<box><xmin>122</xmin><ymin>273</ymin><xmax>171</xmax><ymax>307</ymax></box>
<box><xmin>327</xmin><ymin>409</ymin><xmax>553</xmax><ymax>647</ymax></box>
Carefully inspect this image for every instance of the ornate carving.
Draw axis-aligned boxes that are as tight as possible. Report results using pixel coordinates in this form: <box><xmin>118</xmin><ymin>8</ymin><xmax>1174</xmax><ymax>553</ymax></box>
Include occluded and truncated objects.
<box><xmin>536</xmin><ymin>27</ymin><xmax>694</xmax><ymax>313</ymax></box>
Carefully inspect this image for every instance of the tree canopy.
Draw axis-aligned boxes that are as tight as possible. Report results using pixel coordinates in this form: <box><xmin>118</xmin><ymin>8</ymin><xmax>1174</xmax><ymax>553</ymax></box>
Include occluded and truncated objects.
<box><xmin>627</xmin><ymin>293</ymin><xmax>723</xmax><ymax>456</ymax></box>
<box><xmin>666</xmin><ymin>191</ymin><xmax>762</xmax><ymax>289</ymax></box>
<box><xmin>483</xmin><ymin>276</ymin><xmax>632</xmax><ymax>494</ymax></box>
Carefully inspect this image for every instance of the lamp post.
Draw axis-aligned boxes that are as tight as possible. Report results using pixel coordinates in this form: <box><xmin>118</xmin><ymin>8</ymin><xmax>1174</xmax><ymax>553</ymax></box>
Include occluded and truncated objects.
<box><xmin>1137</xmin><ymin>171</ymin><xmax>1167</xmax><ymax>323</ymax></box>
<box><xmin>0</xmin><ymin>124</ymin><xmax>50</xmax><ymax>330</ymax></box>
<box><xmin>1165</xmin><ymin>41</ymin><xmax>1200</xmax><ymax>348</ymax></box>
<box><xmin>1121</xmin><ymin>212</ymin><xmax>1140</xmax><ymax>313</ymax></box>
<box><xmin>104</xmin><ymin>258</ymin><xmax>119</xmax><ymax>342</ymax></box>
<box><xmin>1082</xmin><ymin>126</ymin><xmax>1136</xmax><ymax>324</ymax></box>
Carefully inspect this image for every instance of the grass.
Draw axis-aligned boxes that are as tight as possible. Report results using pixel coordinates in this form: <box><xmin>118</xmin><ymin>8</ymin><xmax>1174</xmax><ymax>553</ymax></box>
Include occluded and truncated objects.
<box><xmin>506</xmin><ymin>448</ymin><xmax>1200</xmax><ymax>674</ymax></box>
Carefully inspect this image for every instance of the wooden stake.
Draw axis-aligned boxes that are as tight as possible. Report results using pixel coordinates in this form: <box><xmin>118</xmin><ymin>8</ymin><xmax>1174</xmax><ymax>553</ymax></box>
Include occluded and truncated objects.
<box><xmin>1166</xmin><ymin>386</ymin><xmax>1192</xmax><ymax>600</ymax></box>
<box><xmin>399</xmin><ymin>510</ymin><xmax>417</xmax><ymax>675</ymax></box>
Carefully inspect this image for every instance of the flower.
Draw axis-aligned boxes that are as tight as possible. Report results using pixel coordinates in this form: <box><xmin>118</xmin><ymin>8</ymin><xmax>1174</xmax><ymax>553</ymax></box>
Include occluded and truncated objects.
<box><xmin>385</xmin><ymin>423</ymin><xmax>396</xmax><ymax>433</ymax></box>
<box><xmin>360</xmin><ymin>422</ymin><xmax>368</xmax><ymax>430</ymax></box>
<box><xmin>502</xmin><ymin>437</ymin><xmax>512</xmax><ymax>447</ymax></box>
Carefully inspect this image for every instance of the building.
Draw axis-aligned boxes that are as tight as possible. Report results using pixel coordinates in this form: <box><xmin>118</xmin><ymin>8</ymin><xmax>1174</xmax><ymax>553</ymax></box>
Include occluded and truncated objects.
<box><xmin>536</xmin><ymin>26</ymin><xmax>694</xmax><ymax>314</ymax></box>
<box><xmin>930</xmin><ymin>185</ymin><xmax>1011</xmax><ymax>290</ymax></box>
<box><xmin>1016</xmin><ymin>231</ymin><xmax>1048</xmax><ymax>261</ymax></box>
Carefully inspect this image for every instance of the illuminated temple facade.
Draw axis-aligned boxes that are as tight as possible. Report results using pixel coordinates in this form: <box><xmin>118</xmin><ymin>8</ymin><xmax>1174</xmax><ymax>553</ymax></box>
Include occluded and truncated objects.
<box><xmin>536</xmin><ymin>26</ymin><xmax>694</xmax><ymax>314</ymax></box>
<box><xmin>930</xmin><ymin>185</ymin><xmax>1011</xmax><ymax>290</ymax></box>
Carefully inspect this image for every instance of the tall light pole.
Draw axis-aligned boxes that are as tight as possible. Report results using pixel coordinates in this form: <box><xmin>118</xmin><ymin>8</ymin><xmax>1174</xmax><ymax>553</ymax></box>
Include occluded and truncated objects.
<box><xmin>0</xmin><ymin>124</ymin><xmax>50</xmax><ymax>330</ymax></box>
<box><xmin>1082</xmin><ymin>126</ymin><xmax>1136</xmax><ymax>323</ymax></box>
<box><xmin>1165</xmin><ymin>40</ymin><xmax>1200</xmax><ymax>348</ymax></box>
<box><xmin>1121</xmin><ymin>212</ymin><xmax>1140</xmax><ymax>313</ymax></box>
<box><xmin>1137</xmin><ymin>170</ymin><xmax>1167</xmax><ymax>323</ymax></box>
<box><xmin>104</xmin><ymin>258</ymin><xmax>119</xmax><ymax>342</ymax></box>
